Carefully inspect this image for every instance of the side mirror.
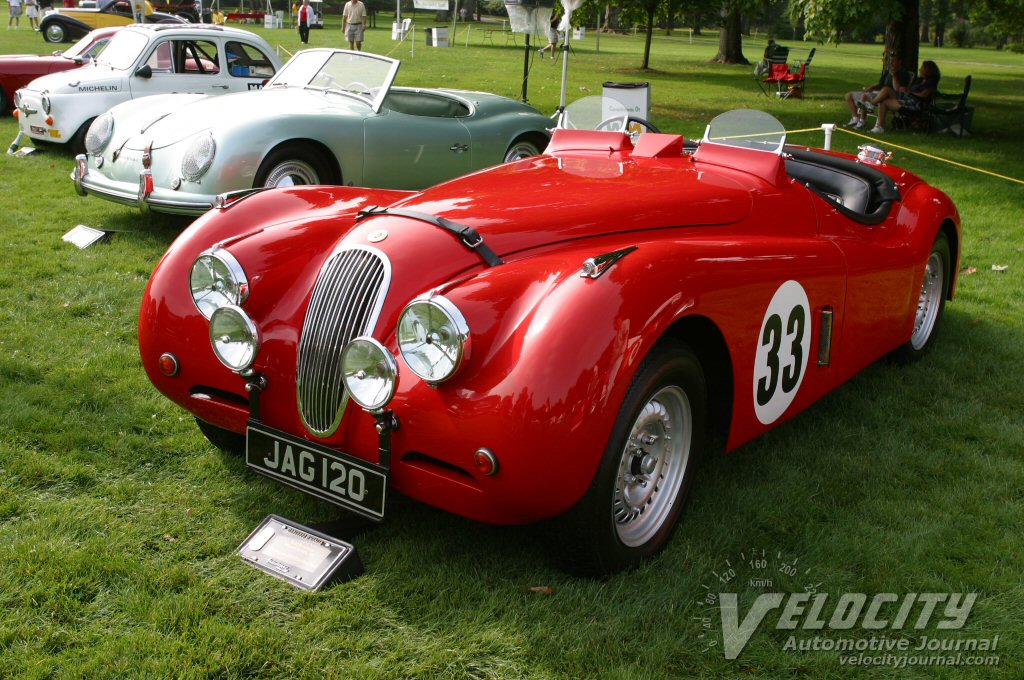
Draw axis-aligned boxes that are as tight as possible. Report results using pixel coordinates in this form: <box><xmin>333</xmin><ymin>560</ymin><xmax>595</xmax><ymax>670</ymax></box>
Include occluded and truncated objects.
<box><xmin>135</xmin><ymin>64</ymin><xmax>153</xmax><ymax>79</ymax></box>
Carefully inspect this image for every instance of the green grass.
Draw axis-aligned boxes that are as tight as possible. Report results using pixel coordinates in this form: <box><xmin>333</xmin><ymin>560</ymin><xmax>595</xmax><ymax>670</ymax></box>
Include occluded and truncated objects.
<box><xmin>1</xmin><ymin>19</ymin><xmax>1023</xmax><ymax>679</ymax></box>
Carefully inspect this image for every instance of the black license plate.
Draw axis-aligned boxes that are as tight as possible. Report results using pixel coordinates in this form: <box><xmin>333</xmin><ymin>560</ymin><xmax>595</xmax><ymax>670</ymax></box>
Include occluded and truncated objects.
<box><xmin>246</xmin><ymin>422</ymin><xmax>387</xmax><ymax>521</ymax></box>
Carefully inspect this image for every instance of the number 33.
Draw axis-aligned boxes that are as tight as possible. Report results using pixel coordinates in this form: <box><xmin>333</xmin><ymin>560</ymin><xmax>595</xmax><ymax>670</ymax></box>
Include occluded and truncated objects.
<box><xmin>753</xmin><ymin>281</ymin><xmax>811</xmax><ymax>425</ymax></box>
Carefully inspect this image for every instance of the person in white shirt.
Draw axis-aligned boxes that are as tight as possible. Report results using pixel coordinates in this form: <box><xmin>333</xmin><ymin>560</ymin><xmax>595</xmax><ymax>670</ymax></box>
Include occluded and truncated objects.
<box><xmin>8</xmin><ymin>0</ymin><xmax>22</xmax><ymax>29</ymax></box>
<box><xmin>297</xmin><ymin>0</ymin><xmax>312</xmax><ymax>44</ymax></box>
<box><xmin>343</xmin><ymin>0</ymin><xmax>366</xmax><ymax>51</ymax></box>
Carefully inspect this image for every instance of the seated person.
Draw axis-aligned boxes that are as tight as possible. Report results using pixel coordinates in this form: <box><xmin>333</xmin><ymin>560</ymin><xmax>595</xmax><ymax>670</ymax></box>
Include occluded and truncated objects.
<box><xmin>869</xmin><ymin>60</ymin><xmax>941</xmax><ymax>133</ymax></box>
<box><xmin>754</xmin><ymin>39</ymin><xmax>780</xmax><ymax>77</ymax></box>
<box><xmin>844</xmin><ymin>52</ymin><xmax>913</xmax><ymax>129</ymax></box>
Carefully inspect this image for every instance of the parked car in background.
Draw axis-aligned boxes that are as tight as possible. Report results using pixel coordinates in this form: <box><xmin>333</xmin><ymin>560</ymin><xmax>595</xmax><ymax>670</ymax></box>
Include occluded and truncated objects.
<box><xmin>0</xmin><ymin>27</ymin><xmax>118</xmax><ymax>114</ymax></box>
<box><xmin>135</xmin><ymin>108</ymin><xmax>960</xmax><ymax>574</ymax></box>
<box><xmin>38</xmin><ymin>0</ymin><xmax>185</xmax><ymax>43</ymax></box>
<box><xmin>12</xmin><ymin>24</ymin><xmax>281</xmax><ymax>154</ymax></box>
<box><xmin>73</xmin><ymin>49</ymin><xmax>553</xmax><ymax>215</ymax></box>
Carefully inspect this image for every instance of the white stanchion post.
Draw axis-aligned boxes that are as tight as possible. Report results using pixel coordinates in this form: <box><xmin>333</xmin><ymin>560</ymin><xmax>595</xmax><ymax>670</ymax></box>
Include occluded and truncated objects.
<box><xmin>411</xmin><ymin>26</ymin><xmax>415</xmax><ymax>57</ymax></box>
<box><xmin>822</xmin><ymin>123</ymin><xmax>835</xmax><ymax>150</ymax></box>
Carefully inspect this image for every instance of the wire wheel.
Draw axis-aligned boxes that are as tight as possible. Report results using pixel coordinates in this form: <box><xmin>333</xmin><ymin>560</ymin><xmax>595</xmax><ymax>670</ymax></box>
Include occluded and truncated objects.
<box><xmin>262</xmin><ymin>159</ymin><xmax>321</xmax><ymax>188</ymax></box>
<box><xmin>503</xmin><ymin>139</ymin><xmax>540</xmax><ymax>163</ymax></box>
<box><xmin>911</xmin><ymin>249</ymin><xmax>946</xmax><ymax>350</ymax></box>
<box><xmin>613</xmin><ymin>385</ymin><xmax>692</xmax><ymax>547</ymax></box>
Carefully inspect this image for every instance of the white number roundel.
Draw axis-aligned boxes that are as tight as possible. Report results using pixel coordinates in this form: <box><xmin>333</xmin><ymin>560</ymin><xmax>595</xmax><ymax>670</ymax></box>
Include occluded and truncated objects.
<box><xmin>753</xmin><ymin>280</ymin><xmax>811</xmax><ymax>425</ymax></box>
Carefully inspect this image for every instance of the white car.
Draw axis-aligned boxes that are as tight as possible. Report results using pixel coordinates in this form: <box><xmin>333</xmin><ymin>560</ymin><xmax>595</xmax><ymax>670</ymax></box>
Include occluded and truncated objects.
<box><xmin>11</xmin><ymin>24</ymin><xmax>282</xmax><ymax>154</ymax></box>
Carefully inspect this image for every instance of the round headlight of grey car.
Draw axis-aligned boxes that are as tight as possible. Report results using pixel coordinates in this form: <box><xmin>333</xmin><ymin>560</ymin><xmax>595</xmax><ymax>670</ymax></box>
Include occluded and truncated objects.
<box><xmin>181</xmin><ymin>133</ymin><xmax>216</xmax><ymax>182</ymax></box>
<box><xmin>189</xmin><ymin>247</ymin><xmax>249</xmax><ymax>319</ymax></box>
<box><xmin>85</xmin><ymin>112</ymin><xmax>114</xmax><ymax>154</ymax></box>
<box><xmin>41</xmin><ymin>94</ymin><xmax>51</xmax><ymax>115</ymax></box>
<box><xmin>397</xmin><ymin>296</ymin><xmax>470</xmax><ymax>384</ymax></box>
<box><xmin>341</xmin><ymin>337</ymin><xmax>398</xmax><ymax>412</ymax></box>
<box><xmin>210</xmin><ymin>305</ymin><xmax>259</xmax><ymax>372</ymax></box>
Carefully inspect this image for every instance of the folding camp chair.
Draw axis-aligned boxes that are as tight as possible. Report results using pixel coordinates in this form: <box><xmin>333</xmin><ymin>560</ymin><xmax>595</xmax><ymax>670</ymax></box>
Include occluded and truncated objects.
<box><xmin>778</xmin><ymin>48</ymin><xmax>815</xmax><ymax>99</ymax></box>
<box><xmin>757</xmin><ymin>46</ymin><xmax>790</xmax><ymax>97</ymax></box>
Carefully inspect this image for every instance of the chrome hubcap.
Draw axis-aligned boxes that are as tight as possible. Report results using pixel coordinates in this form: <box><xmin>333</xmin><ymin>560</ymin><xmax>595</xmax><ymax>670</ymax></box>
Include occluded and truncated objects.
<box><xmin>911</xmin><ymin>251</ymin><xmax>945</xmax><ymax>350</ymax></box>
<box><xmin>613</xmin><ymin>385</ymin><xmax>691</xmax><ymax>547</ymax></box>
<box><xmin>264</xmin><ymin>160</ymin><xmax>320</xmax><ymax>188</ymax></box>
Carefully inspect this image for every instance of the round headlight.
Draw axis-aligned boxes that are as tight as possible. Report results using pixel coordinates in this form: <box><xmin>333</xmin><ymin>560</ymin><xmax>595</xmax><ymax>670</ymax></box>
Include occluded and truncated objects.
<box><xmin>341</xmin><ymin>337</ymin><xmax>398</xmax><ymax>412</ymax></box>
<box><xmin>13</xmin><ymin>91</ymin><xmax>22</xmax><ymax>109</ymax></box>
<box><xmin>181</xmin><ymin>133</ymin><xmax>216</xmax><ymax>182</ymax></box>
<box><xmin>397</xmin><ymin>296</ymin><xmax>470</xmax><ymax>384</ymax></box>
<box><xmin>41</xmin><ymin>94</ymin><xmax>51</xmax><ymax>115</ymax></box>
<box><xmin>85</xmin><ymin>112</ymin><xmax>114</xmax><ymax>154</ymax></box>
<box><xmin>210</xmin><ymin>305</ymin><xmax>259</xmax><ymax>372</ymax></box>
<box><xmin>189</xmin><ymin>247</ymin><xmax>249</xmax><ymax>319</ymax></box>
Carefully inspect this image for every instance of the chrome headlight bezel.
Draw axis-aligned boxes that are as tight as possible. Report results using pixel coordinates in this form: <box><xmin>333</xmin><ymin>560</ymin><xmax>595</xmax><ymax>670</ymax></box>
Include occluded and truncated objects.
<box><xmin>209</xmin><ymin>305</ymin><xmax>260</xmax><ymax>372</ymax></box>
<box><xmin>13</xmin><ymin>90</ymin><xmax>22</xmax><ymax>110</ymax></box>
<box><xmin>84</xmin><ymin>112</ymin><xmax>114</xmax><ymax>154</ymax></box>
<box><xmin>341</xmin><ymin>337</ymin><xmax>399</xmax><ymax>412</ymax></box>
<box><xmin>189</xmin><ymin>247</ymin><xmax>249</xmax><ymax>319</ymax></box>
<box><xmin>41</xmin><ymin>94</ymin><xmax>51</xmax><ymax>115</ymax></box>
<box><xmin>181</xmin><ymin>133</ymin><xmax>216</xmax><ymax>182</ymax></box>
<box><xmin>396</xmin><ymin>295</ymin><xmax>471</xmax><ymax>384</ymax></box>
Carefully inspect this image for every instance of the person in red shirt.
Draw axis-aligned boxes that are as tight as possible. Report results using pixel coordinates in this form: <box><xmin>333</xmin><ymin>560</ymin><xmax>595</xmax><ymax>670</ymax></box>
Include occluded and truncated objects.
<box><xmin>297</xmin><ymin>0</ymin><xmax>313</xmax><ymax>44</ymax></box>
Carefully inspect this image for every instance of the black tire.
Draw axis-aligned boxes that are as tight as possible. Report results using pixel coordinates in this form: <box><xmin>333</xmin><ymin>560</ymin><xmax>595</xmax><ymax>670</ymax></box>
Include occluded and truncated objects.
<box><xmin>69</xmin><ymin>117</ymin><xmax>95</xmax><ymax>156</ymax></box>
<box><xmin>503</xmin><ymin>137</ymin><xmax>542</xmax><ymax>163</ymax></box>
<box><xmin>196</xmin><ymin>418</ymin><xmax>245</xmax><ymax>455</ymax></box>
<box><xmin>44</xmin><ymin>22</ymin><xmax>67</xmax><ymax>43</ymax></box>
<box><xmin>0</xmin><ymin>87</ymin><xmax>9</xmax><ymax>115</ymax></box>
<box><xmin>552</xmin><ymin>342</ymin><xmax>707</xmax><ymax>576</ymax></box>
<box><xmin>892</xmin><ymin>231</ymin><xmax>951</xmax><ymax>362</ymax></box>
<box><xmin>254</xmin><ymin>144</ymin><xmax>337</xmax><ymax>188</ymax></box>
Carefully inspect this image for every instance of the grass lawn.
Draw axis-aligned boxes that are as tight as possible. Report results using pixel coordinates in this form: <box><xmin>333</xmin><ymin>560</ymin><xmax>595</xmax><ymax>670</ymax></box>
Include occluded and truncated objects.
<box><xmin>1</xmin><ymin>17</ymin><xmax>1022</xmax><ymax>679</ymax></box>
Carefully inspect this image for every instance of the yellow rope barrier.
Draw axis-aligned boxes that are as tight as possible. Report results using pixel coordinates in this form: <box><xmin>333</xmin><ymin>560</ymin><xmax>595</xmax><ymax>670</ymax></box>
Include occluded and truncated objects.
<box><xmin>786</xmin><ymin>126</ymin><xmax>1024</xmax><ymax>186</ymax></box>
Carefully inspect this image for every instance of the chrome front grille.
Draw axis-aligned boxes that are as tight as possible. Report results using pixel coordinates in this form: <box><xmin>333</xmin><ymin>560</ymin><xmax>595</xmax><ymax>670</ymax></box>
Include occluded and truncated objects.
<box><xmin>297</xmin><ymin>246</ymin><xmax>391</xmax><ymax>436</ymax></box>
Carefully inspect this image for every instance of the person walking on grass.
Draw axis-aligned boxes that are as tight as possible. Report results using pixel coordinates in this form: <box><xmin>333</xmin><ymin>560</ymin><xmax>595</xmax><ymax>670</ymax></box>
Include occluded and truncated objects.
<box><xmin>297</xmin><ymin>0</ymin><xmax>312</xmax><ymax>44</ymax></box>
<box><xmin>343</xmin><ymin>0</ymin><xmax>366</xmax><ymax>51</ymax></box>
<box><xmin>538</xmin><ymin>13</ymin><xmax>559</xmax><ymax>59</ymax></box>
<box><xmin>8</xmin><ymin>0</ymin><xmax>22</xmax><ymax>29</ymax></box>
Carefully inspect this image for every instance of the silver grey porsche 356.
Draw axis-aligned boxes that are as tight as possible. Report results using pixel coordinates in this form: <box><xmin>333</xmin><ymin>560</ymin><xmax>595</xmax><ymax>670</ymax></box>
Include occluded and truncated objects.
<box><xmin>73</xmin><ymin>48</ymin><xmax>553</xmax><ymax>216</ymax></box>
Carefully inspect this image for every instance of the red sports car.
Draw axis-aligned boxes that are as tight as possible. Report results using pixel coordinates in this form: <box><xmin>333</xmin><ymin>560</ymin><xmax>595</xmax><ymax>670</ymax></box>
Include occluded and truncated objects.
<box><xmin>0</xmin><ymin>27</ymin><xmax>117</xmax><ymax>114</ymax></box>
<box><xmin>139</xmin><ymin>109</ymin><xmax>961</xmax><ymax>575</ymax></box>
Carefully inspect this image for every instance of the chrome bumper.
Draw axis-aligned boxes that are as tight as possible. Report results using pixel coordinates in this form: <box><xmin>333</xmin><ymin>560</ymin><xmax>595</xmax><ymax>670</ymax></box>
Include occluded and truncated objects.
<box><xmin>73</xmin><ymin>158</ymin><xmax>215</xmax><ymax>217</ymax></box>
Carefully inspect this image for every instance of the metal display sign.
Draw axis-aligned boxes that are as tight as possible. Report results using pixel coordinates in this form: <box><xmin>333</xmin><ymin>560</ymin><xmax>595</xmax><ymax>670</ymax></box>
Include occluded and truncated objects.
<box><xmin>62</xmin><ymin>225</ymin><xmax>111</xmax><ymax>249</ymax></box>
<box><xmin>238</xmin><ymin>515</ymin><xmax>364</xmax><ymax>590</ymax></box>
<box><xmin>413</xmin><ymin>0</ymin><xmax>447</xmax><ymax>9</ymax></box>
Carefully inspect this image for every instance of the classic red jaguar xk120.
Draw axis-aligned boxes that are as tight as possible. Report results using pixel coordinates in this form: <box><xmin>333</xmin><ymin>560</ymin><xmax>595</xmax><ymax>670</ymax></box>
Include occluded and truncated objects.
<box><xmin>139</xmin><ymin>109</ymin><xmax>960</xmax><ymax>574</ymax></box>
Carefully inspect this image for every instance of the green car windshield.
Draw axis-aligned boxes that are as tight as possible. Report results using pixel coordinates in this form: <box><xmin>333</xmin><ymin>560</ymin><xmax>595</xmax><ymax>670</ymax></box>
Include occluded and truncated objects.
<box><xmin>265</xmin><ymin>49</ymin><xmax>399</xmax><ymax>112</ymax></box>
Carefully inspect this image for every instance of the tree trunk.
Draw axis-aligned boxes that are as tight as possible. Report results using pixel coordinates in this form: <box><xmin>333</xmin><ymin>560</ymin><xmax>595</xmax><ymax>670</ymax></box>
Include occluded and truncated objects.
<box><xmin>885</xmin><ymin>0</ymin><xmax>921</xmax><ymax>73</ymax></box>
<box><xmin>920</xmin><ymin>0</ymin><xmax>931</xmax><ymax>42</ymax></box>
<box><xmin>714</xmin><ymin>3</ymin><xmax>748</xmax><ymax>64</ymax></box>
<box><xmin>641</xmin><ymin>4</ymin><xmax>656</xmax><ymax>69</ymax></box>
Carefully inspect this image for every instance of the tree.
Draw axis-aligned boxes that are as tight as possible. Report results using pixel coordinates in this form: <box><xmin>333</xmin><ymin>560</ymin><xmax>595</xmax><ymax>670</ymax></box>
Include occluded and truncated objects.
<box><xmin>792</xmin><ymin>0</ymin><xmax>922</xmax><ymax>70</ymax></box>
<box><xmin>713</xmin><ymin>0</ymin><xmax>759</xmax><ymax>63</ymax></box>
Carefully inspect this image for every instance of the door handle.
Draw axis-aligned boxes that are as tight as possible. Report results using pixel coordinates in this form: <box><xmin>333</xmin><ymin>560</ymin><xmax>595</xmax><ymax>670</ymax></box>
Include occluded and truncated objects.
<box><xmin>449</xmin><ymin>143</ymin><xmax>469</xmax><ymax>153</ymax></box>
<box><xmin>212</xmin><ymin>85</ymin><xmax>229</xmax><ymax>90</ymax></box>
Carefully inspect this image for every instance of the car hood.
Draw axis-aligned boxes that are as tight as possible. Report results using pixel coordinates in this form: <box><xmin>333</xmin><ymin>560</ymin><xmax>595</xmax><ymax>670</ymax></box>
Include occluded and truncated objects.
<box><xmin>377</xmin><ymin>152</ymin><xmax>753</xmax><ymax>256</ymax></box>
<box><xmin>22</xmin><ymin>65</ymin><xmax>121</xmax><ymax>94</ymax></box>
<box><xmin>123</xmin><ymin>86</ymin><xmax>371</xmax><ymax>150</ymax></box>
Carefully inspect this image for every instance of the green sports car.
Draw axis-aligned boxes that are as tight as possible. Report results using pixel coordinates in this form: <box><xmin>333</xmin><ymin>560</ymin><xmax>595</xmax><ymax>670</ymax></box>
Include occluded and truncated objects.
<box><xmin>73</xmin><ymin>49</ymin><xmax>553</xmax><ymax>216</ymax></box>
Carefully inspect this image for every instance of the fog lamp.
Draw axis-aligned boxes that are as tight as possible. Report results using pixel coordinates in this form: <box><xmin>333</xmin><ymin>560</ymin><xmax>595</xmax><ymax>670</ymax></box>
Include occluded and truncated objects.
<box><xmin>210</xmin><ymin>305</ymin><xmax>259</xmax><ymax>372</ymax></box>
<box><xmin>341</xmin><ymin>337</ymin><xmax>398</xmax><ymax>412</ymax></box>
